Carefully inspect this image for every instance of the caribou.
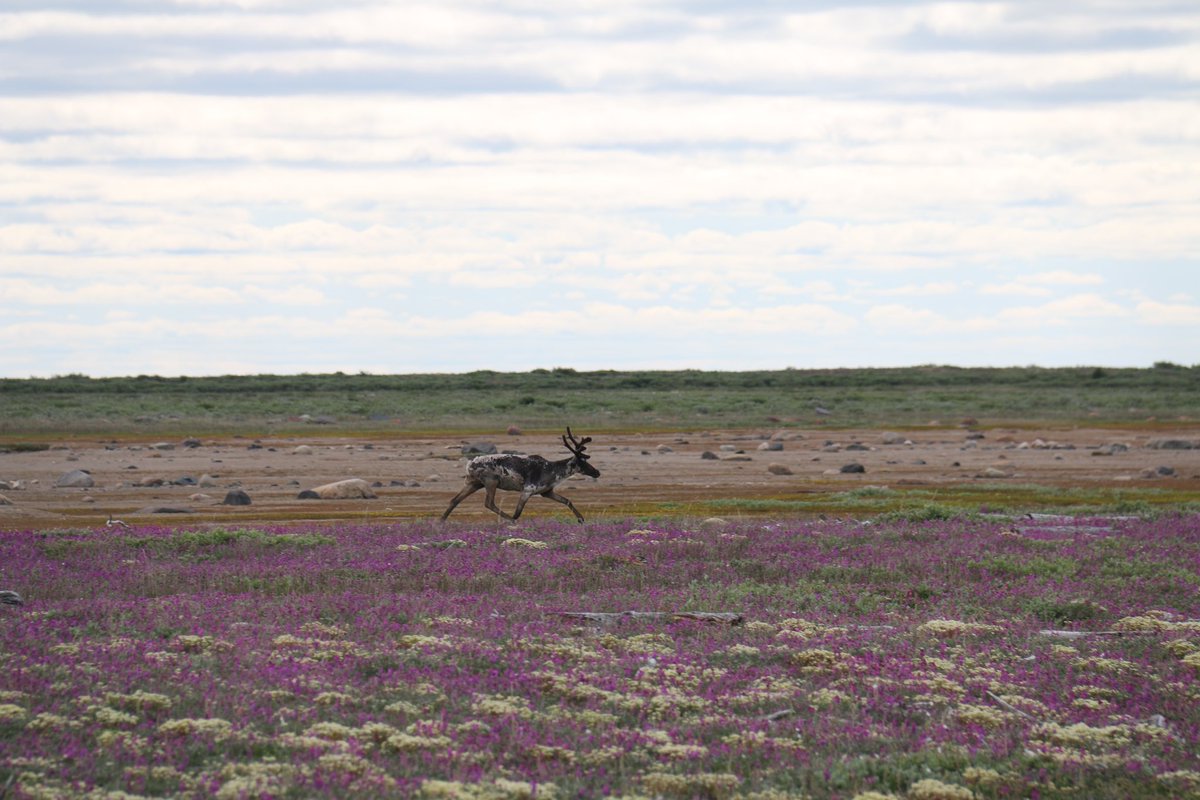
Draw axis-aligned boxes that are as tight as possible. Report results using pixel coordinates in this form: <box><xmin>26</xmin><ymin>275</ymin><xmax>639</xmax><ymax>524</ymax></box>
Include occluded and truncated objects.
<box><xmin>441</xmin><ymin>427</ymin><xmax>600</xmax><ymax>523</ymax></box>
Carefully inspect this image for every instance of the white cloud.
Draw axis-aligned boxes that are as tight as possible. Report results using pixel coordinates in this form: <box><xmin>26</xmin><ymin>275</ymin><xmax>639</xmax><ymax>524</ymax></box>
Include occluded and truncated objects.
<box><xmin>865</xmin><ymin>304</ymin><xmax>999</xmax><ymax>335</ymax></box>
<box><xmin>876</xmin><ymin>281</ymin><xmax>959</xmax><ymax>297</ymax></box>
<box><xmin>1136</xmin><ymin>300</ymin><xmax>1200</xmax><ymax>325</ymax></box>
<box><xmin>981</xmin><ymin>282</ymin><xmax>1053</xmax><ymax>297</ymax></box>
<box><xmin>0</xmin><ymin>1</ymin><xmax>1197</xmax><ymax>375</ymax></box>
<box><xmin>997</xmin><ymin>293</ymin><xmax>1129</xmax><ymax>326</ymax></box>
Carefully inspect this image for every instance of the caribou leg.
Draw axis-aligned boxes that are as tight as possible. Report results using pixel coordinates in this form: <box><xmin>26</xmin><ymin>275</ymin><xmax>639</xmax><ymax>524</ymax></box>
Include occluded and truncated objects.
<box><xmin>482</xmin><ymin>480</ymin><xmax>515</xmax><ymax>520</ymax></box>
<box><xmin>510</xmin><ymin>488</ymin><xmax>541</xmax><ymax>520</ymax></box>
<box><xmin>542</xmin><ymin>489</ymin><xmax>585</xmax><ymax>523</ymax></box>
<box><xmin>441</xmin><ymin>480</ymin><xmax>482</xmax><ymax>521</ymax></box>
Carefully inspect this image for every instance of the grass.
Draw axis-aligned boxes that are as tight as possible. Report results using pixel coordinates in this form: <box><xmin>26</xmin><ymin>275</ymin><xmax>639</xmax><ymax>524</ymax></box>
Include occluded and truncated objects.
<box><xmin>646</xmin><ymin>483</ymin><xmax>1200</xmax><ymax>520</ymax></box>
<box><xmin>2</xmin><ymin>365</ymin><xmax>1198</xmax><ymax>436</ymax></box>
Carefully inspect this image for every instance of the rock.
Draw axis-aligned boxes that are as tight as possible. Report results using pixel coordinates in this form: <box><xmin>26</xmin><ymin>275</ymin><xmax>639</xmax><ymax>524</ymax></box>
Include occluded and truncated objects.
<box><xmin>293</xmin><ymin>445</ymin><xmax>314</xmax><ymax>455</ymax></box>
<box><xmin>306</xmin><ymin>478</ymin><xmax>377</xmax><ymax>500</ymax></box>
<box><xmin>979</xmin><ymin>467</ymin><xmax>1011</xmax><ymax>479</ymax></box>
<box><xmin>698</xmin><ymin>517</ymin><xmax>729</xmax><ymax>532</ymax></box>
<box><xmin>840</xmin><ymin>463</ymin><xmax>866</xmax><ymax>474</ymax></box>
<box><xmin>134</xmin><ymin>506</ymin><xmax>195</xmax><ymax>514</ymax></box>
<box><xmin>700</xmin><ymin>451</ymin><xmax>719</xmax><ymax>460</ymax></box>
<box><xmin>198</xmin><ymin>474</ymin><xmax>219</xmax><ymax>488</ymax></box>
<box><xmin>189</xmin><ymin>493</ymin><xmax>213</xmax><ymax>502</ymax></box>
<box><xmin>845</xmin><ymin>443</ymin><xmax>869</xmax><ymax>451</ymax></box>
<box><xmin>150</xmin><ymin>442</ymin><xmax>175</xmax><ymax>451</ymax></box>
<box><xmin>463</xmin><ymin>442</ymin><xmax>498</xmax><ymax>456</ymax></box>
<box><xmin>221</xmin><ymin>489</ymin><xmax>252</xmax><ymax>506</ymax></box>
<box><xmin>656</xmin><ymin>444</ymin><xmax>674</xmax><ymax>453</ymax></box>
<box><xmin>173</xmin><ymin>476</ymin><xmax>198</xmax><ymax>486</ymax></box>
<box><xmin>506</xmin><ymin>425</ymin><xmax>522</xmax><ymax>436</ymax></box>
<box><xmin>55</xmin><ymin>469</ymin><xmax>94</xmax><ymax>488</ymax></box>
<box><xmin>757</xmin><ymin>441</ymin><xmax>783</xmax><ymax>451</ymax></box>
<box><xmin>767</xmin><ymin>463</ymin><xmax>793</xmax><ymax>475</ymax></box>
<box><xmin>0</xmin><ymin>494</ymin><xmax>12</xmax><ymax>505</ymax></box>
<box><xmin>881</xmin><ymin>431</ymin><xmax>906</xmax><ymax>445</ymax></box>
<box><xmin>297</xmin><ymin>489</ymin><xmax>321</xmax><ymax>500</ymax></box>
<box><xmin>1146</xmin><ymin>438</ymin><xmax>1195</xmax><ymax>450</ymax></box>
<box><xmin>719</xmin><ymin>444</ymin><xmax>737</xmax><ymax>452</ymax></box>
<box><xmin>0</xmin><ymin>591</ymin><xmax>23</xmax><ymax>606</ymax></box>
<box><xmin>182</xmin><ymin>438</ymin><xmax>202</xmax><ymax>448</ymax></box>
<box><xmin>1156</xmin><ymin>466</ymin><xmax>1176</xmax><ymax>477</ymax></box>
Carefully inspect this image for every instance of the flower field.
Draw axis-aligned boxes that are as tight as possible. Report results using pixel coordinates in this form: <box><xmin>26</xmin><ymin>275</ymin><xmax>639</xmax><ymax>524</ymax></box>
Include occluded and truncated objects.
<box><xmin>2</xmin><ymin>515</ymin><xmax>1200</xmax><ymax>799</ymax></box>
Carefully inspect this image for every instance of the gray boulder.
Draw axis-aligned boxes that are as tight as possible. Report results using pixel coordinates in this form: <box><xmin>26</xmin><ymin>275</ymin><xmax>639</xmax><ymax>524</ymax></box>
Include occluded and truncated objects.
<box><xmin>1146</xmin><ymin>438</ymin><xmax>1195</xmax><ymax>450</ymax></box>
<box><xmin>306</xmin><ymin>478</ymin><xmax>377</xmax><ymax>500</ymax></box>
<box><xmin>55</xmin><ymin>469</ymin><xmax>94</xmax><ymax>488</ymax></box>
<box><xmin>221</xmin><ymin>489</ymin><xmax>252</xmax><ymax>506</ymax></box>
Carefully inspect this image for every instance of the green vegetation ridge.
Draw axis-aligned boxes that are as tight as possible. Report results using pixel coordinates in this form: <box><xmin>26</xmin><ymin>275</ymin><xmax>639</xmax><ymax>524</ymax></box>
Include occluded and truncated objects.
<box><xmin>1</xmin><ymin>365</ymin><xmax>1197</xmax><ymax>436</ymax></box>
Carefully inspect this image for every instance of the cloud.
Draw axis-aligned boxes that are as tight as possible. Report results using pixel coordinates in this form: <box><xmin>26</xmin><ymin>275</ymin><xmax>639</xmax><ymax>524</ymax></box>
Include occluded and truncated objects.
<box><xmin>1136</xmin><ymin>299</ymin><xmax>1200</xmax><ymax>325</ymax></box>
<box><xmin>0</xmin><ymin>1</ymin><xmax>1197</xmax><ymax>376</ymax></box>
<box><xmin>997</xmin><ymin>293</ymin><xmax>1129</xmax><ymax>325</ymax></box>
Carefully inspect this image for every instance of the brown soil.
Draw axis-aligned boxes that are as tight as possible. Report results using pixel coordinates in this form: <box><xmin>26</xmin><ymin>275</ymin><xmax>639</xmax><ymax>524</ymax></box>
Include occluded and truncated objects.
<box><xmin>2</xmin><ymin>426</ymin><xmax>1198</xmax><ymax>529</ymax></box>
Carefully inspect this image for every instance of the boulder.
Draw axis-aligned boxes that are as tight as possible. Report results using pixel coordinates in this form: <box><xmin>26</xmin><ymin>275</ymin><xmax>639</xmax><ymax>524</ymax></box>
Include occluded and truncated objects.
<box><xmin>463</xmin><ymin>442</ymin><xmax>498</xmax><ymax>456</ymax></box>
<box><xmin>757</xmin><ymin>441</ymin><xmax>783</xmax><ymax>451</ymax></box>
<box><xmin>840</xmin><ymin>463</ymin><xmax>866</xmax><ymax>474</ymax></box>
<box><xmin>881</xmin><ymin>432</ymin><xmax>907</xmax><ymax>445</ymax></box>
<box><xmin>221</xmin><ymin>489</ymin><xmax>252</xmax><ymax>506</ymax></box>
<box><xmin>134</xmin><ymin>506</ymin><xmax>195</xmax><ymax>514</ymax></box>
<box><xmin>55</xmin><ymin>469</ymin><xmax>94</xmax><ymax>488</ymax></box>
<box><xmin>198</xmin><ymin>474</ymin><xmax>219</xmax><ymax>488</ymax></box>
<box><xmin>700</xmin><ymin>451</ymin><xmax>719</xmax><ymax>460</ymax></box>
<box><xmin>767</xmin><ymin>463</ymin><xmax>793</xmax><ymax>475</ymax></box>
<box><xmin>698</xmin><ymin>517</ymin><xmax>729</xmax><ymax>532</ymax></box>
<box><xmin>0</xmin><ymin>494</ymin><xmax>12</xmax><ymax>505</ymax></box>
<box><xmin>293</xmin><ymin>445</ymin><xmax>314</xmax><ymax>456</ymax></box>
<box><xmin>306</xmin><ymin>478</ymin><xmax>377</xmax><ymax>500</ymax></box>
<box><xmin>1146</xmin><ymin>438</ymin><xmax>1195</xmax><ymax>450</ymax></box>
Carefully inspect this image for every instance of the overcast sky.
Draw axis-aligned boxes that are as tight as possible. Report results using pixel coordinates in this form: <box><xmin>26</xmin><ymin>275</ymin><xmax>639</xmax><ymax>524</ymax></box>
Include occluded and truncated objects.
<box><xmin>2</xmin><ymin>1</ymin><xmax>1198</xmax><ymax>377</ymax></box>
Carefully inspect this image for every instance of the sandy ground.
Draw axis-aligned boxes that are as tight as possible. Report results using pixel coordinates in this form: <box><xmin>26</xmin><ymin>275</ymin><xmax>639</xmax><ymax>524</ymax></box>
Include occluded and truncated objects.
<box><xmin>2</xmin><ymin>426</ymin><xmax>1198</xmax><ymax>529</ymax></box>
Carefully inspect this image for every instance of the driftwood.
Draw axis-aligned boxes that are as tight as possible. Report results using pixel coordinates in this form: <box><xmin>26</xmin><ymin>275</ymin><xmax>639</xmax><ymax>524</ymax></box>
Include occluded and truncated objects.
<box><xmin>1038</xmin><ymin>629</ymin><xmax>1163</xmax><ymax>639</ymax></box>
<box><xmin>986</xmin><ymin>690</ymin><xmax>1036</xmax><ymax>721</ymax></box>
<box><xmin>761</xmin><ymin>708</ymin><xmax>794</xmax><ymax>722</ymax></box>
<box><xmin>553</xmin><ymin>611</ymin><xmax>743</xmax><ymax>626</ymax></box>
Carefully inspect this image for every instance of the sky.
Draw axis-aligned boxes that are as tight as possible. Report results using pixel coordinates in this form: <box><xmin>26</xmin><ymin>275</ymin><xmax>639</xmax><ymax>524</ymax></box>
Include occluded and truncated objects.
<box><xmin>1</xmin><ymin>1</ymin><xmax>1198</xmax><ymax>378</ymax></box>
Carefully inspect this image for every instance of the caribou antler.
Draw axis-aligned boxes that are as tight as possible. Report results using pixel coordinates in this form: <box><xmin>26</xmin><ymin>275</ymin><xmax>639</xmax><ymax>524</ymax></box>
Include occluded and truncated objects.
<box><xmin>563</xmin><ymin>427</ymin><xmax>592</xmax><ymax>458</ymax></box>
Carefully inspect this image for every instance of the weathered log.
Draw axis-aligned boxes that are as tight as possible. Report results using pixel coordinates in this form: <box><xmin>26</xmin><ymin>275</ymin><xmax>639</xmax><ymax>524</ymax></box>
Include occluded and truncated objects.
<box><xmin>1038</xmin><ymin>629</ymin><xmax>1162</xmax><ymax>639</ymax></box>
<box><xmin>554</xmin><ymin>610</ymin><xmax>743</xmax><ymax>626</ymax></box>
